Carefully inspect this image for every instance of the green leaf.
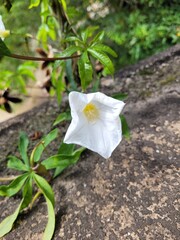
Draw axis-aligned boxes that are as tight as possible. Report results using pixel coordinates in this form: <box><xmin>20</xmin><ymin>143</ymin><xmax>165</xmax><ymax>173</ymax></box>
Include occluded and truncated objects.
<box><xmin>112</xmin><ymin>93</ymin><xmax>128</xmax><ymax>101</ymax></box>
<box><xmin>30</xmin><ymin>128</ymin><xmax>59</xmax><ymax>163</ymax></box>
<box><xmin>87</xmin><ymin>48</ymin><xmax>114</xmax><ymax>74</ymax></box>
<box><xmin>7</xmin><ymin>156</ymin><xmax>29</xmax><ymax>172</ymax></box>
<box><xmin>65</xmin><ymin>36</ymin><xmax>83</xmax><ymax>45</ymax></box>
<box><xmin>78</xmin><ymin>51</ymin><xmax>93</xmax><ymax>91</ymax></box>
<box><xmin>91</xmin><ymin>43</ymin><xmax>118</xmax><ymax>57</ymax></box>
<box><xmin>0</xmin><ymin>198</ymin><xmax>24</xmax><ymax>238</ymax></box>
<box><xmin>33</xmin><ymin>173</ymin><xmax>55</xmax><ymax>206</ymax></box>
<box><xmin>58</xmin><ymin>142</ymin><xmax>75</xmax><ymax>154</ymax></box>
<box><xmin>43</xmin><ymin>195</ymin><xmax>55</xmax><ymax>240</ymax></box>
<box><xmin>65</xmin><ymin>59</ymin><xmax>77</xmax><ymax>90</ymax></box>
<box><xmin>0</xmin><ymin>38</ymin><xmax>11</xmax><ymax>57</ymax></box>
<box><xmin>120</xmin><ymin>115</ymin><xmax>130</xmax><ymax>140</ymax></box>
<box><xmin>17</xmin><ymin>62</ymin><xmax>36</xmax><ymax>81</ymax></box>
<box><xmin>60</xmin><ymin>0</ymin><xmax>67</xmax><ymax>11</ymax></box>
<box><xmin>29</xmin><ymin>0</ymin><xmax>41</xmax><ymax>8</ymax></box>
<box><xmin>91</xmin><ymin>31</ymin><xmax>105</xmax><ymax>44</ymax></box>
<box><xmin>81</xmin><ymin>30</ymin><xmax>89</xmax><ymax>43</ymax></box>
<box><xmin>21</xmin><ymin>176</ymin><xmax>33</xmax><ymax>210</ymax></box>
<box><xmin>18</xmin><ymin>131</ymin><xmax>29</xmax><ymax>167</ymax></box>
<box><xmin>60</xmin><ymin>45</ymin><xmax>82</xmax><ymax>57</ymax></box>
<box><xmin>0</xmin><ymin>173</ymin><xmax>29</xmax><ymax>197</ymax></box>
<box><xmin>41</xmin><ymin>147</ymin><xmax>85</xmax><ymax>177</ymax></box>
<box><xmin>81</xmin><ymin>26</ymin><xmax>99</xmax><ymax>42</ymax></box>
<box><xmin>53</xmin><ymin>112</ymin><xmax>71</xmax><ymax>126</ymax></box>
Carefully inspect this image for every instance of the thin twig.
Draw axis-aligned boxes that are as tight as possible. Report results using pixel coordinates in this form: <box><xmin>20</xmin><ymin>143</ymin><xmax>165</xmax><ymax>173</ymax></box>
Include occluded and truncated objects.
<box><xmin>10</xmin><ymin>53</ymin><xmax>80</xmax><ymax>61</ymax></box>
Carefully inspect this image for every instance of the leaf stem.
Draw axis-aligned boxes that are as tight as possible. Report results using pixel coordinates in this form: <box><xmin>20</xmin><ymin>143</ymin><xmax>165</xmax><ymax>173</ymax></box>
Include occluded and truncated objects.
<box><xmin>29</xmin><ymin>190</ymin><xmax>42</xmax><ymax>209</ymax></box>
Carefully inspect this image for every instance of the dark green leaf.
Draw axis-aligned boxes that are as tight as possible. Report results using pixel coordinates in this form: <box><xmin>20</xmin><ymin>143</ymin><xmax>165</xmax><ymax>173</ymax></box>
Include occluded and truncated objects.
<box><xmin>7</xmin><ymin>156</ymin><xmax>29</xmax><ymax>172</ymax></box>
<box><xmin>91</xmin><ymin>43</ymin><xmax>117</xmax><ymax>57</ymax></box>
<box><xmin>65</xmin><ymin>59</ymin><xmax>77</xmax><ymax>90</ymax></box>
<box><xmin>33</xmin><ymin>173</ymin><xmax>55</xmax><ymax>206</ymax></box>
<box><xmin>0</xmin><ymin>38</ymin><xmax>11</xmax><ymax>57</ymax></box>
<box><xmin>30</xmin><ymin>128</ymin><xmax>58</xmax><ymax>163</ymax></box>
<box><xmin>58</xmin><ymin>142</ymin><xmax>75</xmax><ymax>154</ymax></box>
<box><xmin>18</xmin><ymin>131</ymin><xmax>29</xmax><ymax>167</ymax></box>
<box><xmin>78</xmin><ymin>51</ymin><xmax>93</xmax><ymax>91</ymax></box>
<box><xmin>91</xmin><ymin>31</ymin><xmax>105</xmax><ymax>44</ymax></box>
<box><xmin>120</xmin><ymin>115</ymin><xmax>130</xmax><ymax>140</ymax></box>
<box><xmin>53</xmin><ymin>112</ymin><xmax>71</xmax><ymax>126</ymax></box>
<box><xmin>21</xmin><ymin>176</ymin><xmax>33</xmax><ymax>210</ymax></box>
<box><xmin>87</xmin><ymin>48</ymin><xmax>114</xmax><ymax>74</ymax></box>
<box><xmin>0</xmin><ymin>173</ymin><xmax>29</xmax><ymax>197</ymax></box>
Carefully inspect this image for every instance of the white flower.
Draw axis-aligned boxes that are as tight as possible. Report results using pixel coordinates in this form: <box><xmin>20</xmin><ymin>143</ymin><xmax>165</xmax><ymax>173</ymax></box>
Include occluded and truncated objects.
<box><xmin>64</xmin><ymin>91</ymin><xmax>125</xmax><ymax>158</ymax></box>
<box><xmin>0</xmin><ymin>15</ymin><xmax>10</xmax><ymax>40</ymax></box>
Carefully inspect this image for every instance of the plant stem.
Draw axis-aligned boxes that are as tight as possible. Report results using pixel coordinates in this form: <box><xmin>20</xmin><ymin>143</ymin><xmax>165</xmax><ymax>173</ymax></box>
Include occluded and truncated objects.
<box><xmin>29</xmin><ymin>190</ymin><xmax>42</xmax><ymax>209</ymax></box>
<box><xmin>9</xmin><ymin>53</ymin><xmax>80</xmax><ymax>62</ymax></box>
<box><xmin>0</xmin><ymin>176</ymin><xmax>18</xmax><ymax>181</ymax></box>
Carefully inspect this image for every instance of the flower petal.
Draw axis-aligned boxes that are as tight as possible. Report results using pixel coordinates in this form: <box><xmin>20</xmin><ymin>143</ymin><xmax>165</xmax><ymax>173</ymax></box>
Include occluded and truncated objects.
<box><xmin>0</xmin><ymin>16</ymin><xmax>10</xmax><ymax>40</ymax></box>
<box><xmin>64</xmin><ymin>91</ymin><xmax>125</xmax><ymax>158</ymax></box>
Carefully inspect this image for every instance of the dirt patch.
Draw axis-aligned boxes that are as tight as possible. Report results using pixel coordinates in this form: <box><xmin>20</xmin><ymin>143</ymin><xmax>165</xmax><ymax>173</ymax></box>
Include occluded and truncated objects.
<box><xmin>0</xmin><ymin>44</ymin><xmax>180</xmax><ymax>240</ymax></box>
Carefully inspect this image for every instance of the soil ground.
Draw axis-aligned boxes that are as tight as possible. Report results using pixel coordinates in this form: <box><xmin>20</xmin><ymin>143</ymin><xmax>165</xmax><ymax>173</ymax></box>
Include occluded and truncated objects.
<box><xmin>0</xmin><ymin>44</ymin><xmax>180</xmax><ymax>240</ymax></box>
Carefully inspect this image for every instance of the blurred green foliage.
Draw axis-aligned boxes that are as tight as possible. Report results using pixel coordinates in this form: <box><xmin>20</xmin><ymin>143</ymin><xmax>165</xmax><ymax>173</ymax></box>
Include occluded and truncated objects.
<box><xmin>0</xmin><ymin>0</ymin><xmax>179</xmax><ymax>93</ymax></box>
<box><xmin>63</xmin><ymin>0</ymin><xmax>180</xmax><ymax>68</ymax></box>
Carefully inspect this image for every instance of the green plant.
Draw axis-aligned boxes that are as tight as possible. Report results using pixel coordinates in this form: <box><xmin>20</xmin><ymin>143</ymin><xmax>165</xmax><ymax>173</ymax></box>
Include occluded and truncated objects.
<box><xmin>0</xmin><ymin>1</ymin><xmax>130</xmax><ymax>239</ymax></box>
<box><xmin>0</xmin><ymin>128</ymin><xmax>85</xmax><ymax>239</ymax></box>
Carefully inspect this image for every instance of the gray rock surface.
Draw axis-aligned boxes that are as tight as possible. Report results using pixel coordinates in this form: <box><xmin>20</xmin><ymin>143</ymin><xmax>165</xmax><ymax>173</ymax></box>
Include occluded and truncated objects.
<box><xmin>0</xmin><ymin>44</ymin><xmax>180</xmax><ymax>240</ymax></box>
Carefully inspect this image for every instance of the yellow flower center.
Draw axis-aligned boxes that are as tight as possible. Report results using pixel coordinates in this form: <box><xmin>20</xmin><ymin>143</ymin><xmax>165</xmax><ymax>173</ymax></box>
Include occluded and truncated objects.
<box><xmin>0</xmin><ymin>30</ymin><xmax>10</xmax><ymax>39</ymax></box>
<box><xmin>83</xmin><ymin>103</ymin><xmax>99</xmax><ymax>122</ymax></box>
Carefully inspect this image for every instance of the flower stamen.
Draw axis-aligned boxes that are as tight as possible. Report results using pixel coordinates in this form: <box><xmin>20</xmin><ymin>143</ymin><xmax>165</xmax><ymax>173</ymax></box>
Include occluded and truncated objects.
<box><xmin>0</xmin><ymin>30</ymin><xmax>10</xmax><ymax>39</ymax></box>
<box><xmin>83</xmin><ymin>103</ymin><xmax>99</xmax><ymax>122</ymax></box>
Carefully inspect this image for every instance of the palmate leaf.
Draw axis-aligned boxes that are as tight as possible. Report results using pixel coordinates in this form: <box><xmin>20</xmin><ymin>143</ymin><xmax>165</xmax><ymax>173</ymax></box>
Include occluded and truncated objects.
<box><xmin>0</xmin><ymin>173</ymin><xmax>29</xmax><ymax>197</ymax></box>
<box><xmin>30</xmin><ymin>128</ymin><xmax>59</xmax><ymax>163</ymax></box>
<box><xmin>0</xmin><ymin>38</ymin><xmax>11</xmax><ymax>57</ymax></box>
<box><xmin>78</xmin><ymin>51</ymin><xmax>93</xmax><ymax>91</ymax></box>
<box><xmin>87</xmin><ymin>48</ymin><xmax>114</xmax><ymax>74</ymax></box>
<box><xmin>18</xmin><ymin>131</ymin><xmax>29</xmax><ymax>167</ymax></box>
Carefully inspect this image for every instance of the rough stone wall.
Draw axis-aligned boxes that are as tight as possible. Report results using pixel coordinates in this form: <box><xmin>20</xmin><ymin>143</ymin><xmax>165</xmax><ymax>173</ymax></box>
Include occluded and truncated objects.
<box><xmin>0</xmin><ymin>44</ymin><xmax>179</xmax><ymax>240</ymax></box>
